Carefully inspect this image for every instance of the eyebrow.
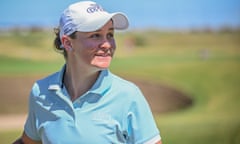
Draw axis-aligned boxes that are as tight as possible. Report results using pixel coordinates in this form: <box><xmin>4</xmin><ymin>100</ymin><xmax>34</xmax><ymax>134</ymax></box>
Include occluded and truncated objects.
<box><xmin>95</xmin><ymin>27</ymin><xmax>114</xmax><ymax>32</ymax></box>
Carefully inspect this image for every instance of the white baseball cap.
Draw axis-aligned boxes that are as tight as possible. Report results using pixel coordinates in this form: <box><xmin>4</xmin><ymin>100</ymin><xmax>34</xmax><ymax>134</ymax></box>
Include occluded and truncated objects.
<box><xmin>59</xmin><ymin>1</ymin><xmax>129</xmax><ymax>39</ymax></box>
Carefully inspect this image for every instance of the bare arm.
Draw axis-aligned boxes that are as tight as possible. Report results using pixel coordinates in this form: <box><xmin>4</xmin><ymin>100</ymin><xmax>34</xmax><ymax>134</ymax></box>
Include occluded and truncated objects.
<box><xmin>156</xmin><ymin>140</ymin><xmax>162</xmax><ymax>144</ymax></box>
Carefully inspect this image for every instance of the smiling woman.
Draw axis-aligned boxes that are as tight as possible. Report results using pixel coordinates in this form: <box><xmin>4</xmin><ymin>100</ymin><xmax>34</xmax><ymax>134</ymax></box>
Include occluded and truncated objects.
<box><xmin>64</xmin><ymin>22</ymin><xmax>116</xmax><ymax>71</ymax></box>
<box><xmin>13</xmin><ymin>1</ymin><xmax>162</xmax><ymax>144</ymax></box>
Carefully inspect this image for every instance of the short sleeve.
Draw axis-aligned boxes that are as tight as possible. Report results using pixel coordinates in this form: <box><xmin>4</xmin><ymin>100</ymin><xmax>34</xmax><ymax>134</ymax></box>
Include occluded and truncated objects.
<box><xmin>127</xmin><ymin>87</ymin><xmax>161</xmax><ymax>143</ymax></box>
<box><xmin>24</xmin><ymin>83</ymin><xmax>41</xmax><ymax>141</ymax></box>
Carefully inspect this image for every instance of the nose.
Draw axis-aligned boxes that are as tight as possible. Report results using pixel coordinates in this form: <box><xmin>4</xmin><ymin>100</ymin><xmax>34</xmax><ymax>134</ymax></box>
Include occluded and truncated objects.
<box><xmin>100</xmin><ymin>40</ymin><xmax>111</xmax><ymax>49</ymax></box>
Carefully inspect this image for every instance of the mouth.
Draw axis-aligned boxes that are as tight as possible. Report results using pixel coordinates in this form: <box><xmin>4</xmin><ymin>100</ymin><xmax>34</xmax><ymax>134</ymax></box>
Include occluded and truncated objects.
<box><xmin>91</xmin><ymin>49</ymin><xmax>114</xmax><ymax>68</ymax></box>
<box><xmin>95</xmin><ymin>49</ymin><xmax>112</xmax><ymax>57</ymax></box>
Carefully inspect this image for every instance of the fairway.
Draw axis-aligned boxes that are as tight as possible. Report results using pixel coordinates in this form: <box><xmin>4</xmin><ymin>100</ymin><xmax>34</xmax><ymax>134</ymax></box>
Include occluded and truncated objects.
<box><xmin>0</xmin><ymin>29</ymin><xmax>239</xmax><ymax>144</ymax></box>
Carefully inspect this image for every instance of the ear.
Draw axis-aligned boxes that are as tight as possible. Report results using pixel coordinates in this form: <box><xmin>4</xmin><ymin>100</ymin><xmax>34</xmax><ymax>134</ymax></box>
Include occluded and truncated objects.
<box><xmin>61</xmin><ymin>35</ymin><xmax>73</xmax><ymax>51</ymax></box>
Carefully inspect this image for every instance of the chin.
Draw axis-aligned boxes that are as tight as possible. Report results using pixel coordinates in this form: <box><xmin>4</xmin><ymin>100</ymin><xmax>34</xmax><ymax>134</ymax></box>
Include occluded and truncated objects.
<box><xmin>95</xmin><ymin>64</ymin><xmax>111</xmax><ymax>70</ymax></box>
<box><xmin>91</xmin><ymin>57</ymin><xmax>112</xmax><ymax>69</ymax></box>
<box><xmin>90</xmin><ymin>62</ymin><xmax>111</xmax><ymax>70</ymax></box>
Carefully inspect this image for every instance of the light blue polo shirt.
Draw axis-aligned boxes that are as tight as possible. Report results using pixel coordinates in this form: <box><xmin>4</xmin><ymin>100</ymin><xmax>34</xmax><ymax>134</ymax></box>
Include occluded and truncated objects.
<box><xmin>24</xmin><ymin>65</ymin><xmax>161</xmax><ymax>144</ymax></box>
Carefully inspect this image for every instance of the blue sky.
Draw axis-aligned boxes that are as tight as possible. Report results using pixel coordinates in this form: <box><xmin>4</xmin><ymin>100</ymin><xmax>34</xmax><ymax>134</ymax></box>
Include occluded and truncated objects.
<box><xmin>1</xmin><ymin>0</ymin><xmax>240</xmax><ymax>29</ymax></box>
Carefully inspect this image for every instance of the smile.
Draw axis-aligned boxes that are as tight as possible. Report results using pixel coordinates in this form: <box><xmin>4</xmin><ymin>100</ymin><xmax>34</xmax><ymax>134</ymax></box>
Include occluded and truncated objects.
<box><xmin>95</xmin><ymin>49</ymin><xmax>112</xmax><ymax>57</ymax></box>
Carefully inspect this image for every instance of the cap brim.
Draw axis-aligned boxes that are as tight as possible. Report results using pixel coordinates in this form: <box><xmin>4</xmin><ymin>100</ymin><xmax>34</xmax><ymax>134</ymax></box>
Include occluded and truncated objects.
<box><xmin>75</xmin><ymin>12</ymin><xmax>129</xmax><ymax>32</ymax></box>
<box><xmin>111</xmin><ymin>12</ymin><xmax>129</xmax><ymax>30</ymax></box>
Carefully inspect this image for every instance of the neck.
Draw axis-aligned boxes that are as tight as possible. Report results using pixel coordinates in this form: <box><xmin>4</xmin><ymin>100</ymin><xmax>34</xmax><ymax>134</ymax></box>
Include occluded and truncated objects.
<box><xmin>64</xmin><ymin>63</ymin><xmax>100</xmax><ymax>101</ymax></box>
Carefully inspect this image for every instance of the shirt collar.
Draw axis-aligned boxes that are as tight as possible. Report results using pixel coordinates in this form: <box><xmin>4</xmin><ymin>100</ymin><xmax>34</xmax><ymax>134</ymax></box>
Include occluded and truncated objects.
<box><xmin>48</xmin><ymin>65</ymin><xmax>66</xmax><ymax>91</ymax></box>
<box><xmin>48</xmin><ymin>64</ymin><xmax>112</xmax><ymax>95</ymax></box>
<box><xmin>89</xmin><ymin>69</ymin><xmax>112</xmax><ymax>95</ymax></box>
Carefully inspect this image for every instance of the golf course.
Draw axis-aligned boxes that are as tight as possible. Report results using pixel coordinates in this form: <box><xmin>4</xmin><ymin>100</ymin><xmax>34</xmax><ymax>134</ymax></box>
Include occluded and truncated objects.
<box><xmin>0</xmin><ymin>28</ymin><xmax>239</xmax><ymax>144</ymax></box>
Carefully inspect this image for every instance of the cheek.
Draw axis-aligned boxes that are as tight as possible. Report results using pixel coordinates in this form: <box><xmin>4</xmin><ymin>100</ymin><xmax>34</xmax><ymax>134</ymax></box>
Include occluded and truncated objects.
<box><xmin>79</xmin><ymin>39</ymin><xmax>116</xmax><ymax>53</ymax></box>
<box><xmin>83</xmin><ymin>41</ymin><xmax>98</xmax><ymax>50</ymax></box>
<box><xmin>78</xmin><ymin>41</ymin><xmax>98</xmax><ymax>56</ymax></box>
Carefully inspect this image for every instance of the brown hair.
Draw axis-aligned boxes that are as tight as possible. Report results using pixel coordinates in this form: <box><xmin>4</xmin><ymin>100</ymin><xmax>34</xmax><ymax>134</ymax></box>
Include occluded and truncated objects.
<box><xmin>53</xmin><ymin>28</ymin><xmax>77</xmax><ymax>59</ymax></box>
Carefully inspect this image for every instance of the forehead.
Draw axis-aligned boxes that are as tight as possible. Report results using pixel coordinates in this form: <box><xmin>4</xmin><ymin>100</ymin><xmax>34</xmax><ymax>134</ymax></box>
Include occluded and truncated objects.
<box><xmin>93</xmin><ymin>20</ymin><xmax>114</xmax><ymax>32</ymax></box>
<box><xmin>76</xmin><ymin>20</ymin><xmax>114</xmax><ymax>36</ymax></box>
<box><xmin>88</xmin><ymin>20</ymin><xmax>114</xmax><ymax>31</ymax></box>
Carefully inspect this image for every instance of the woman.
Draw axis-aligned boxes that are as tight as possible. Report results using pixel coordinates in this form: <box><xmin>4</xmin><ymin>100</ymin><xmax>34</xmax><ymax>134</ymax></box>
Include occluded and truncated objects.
<box><xmin>14</xmin><ymin>1</ymin><xmax>162</xmax><ymax>143</ymax></box>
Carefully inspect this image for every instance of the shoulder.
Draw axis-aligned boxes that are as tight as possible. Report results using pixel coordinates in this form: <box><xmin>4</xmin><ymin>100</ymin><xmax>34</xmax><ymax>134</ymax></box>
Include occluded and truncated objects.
<box><xmin>31</xmin><ymin>72</ymin><xmax>60</xmax><ymax>96</ymax></box>
<box><xmin>36</xmin><ymin>71</ymin><xmax>60</xmax><ymax>86</ymax></box>
<box><xmin>110</xmin><ymin>72</ymin><xmax>141</xmax><ymax>92</ymax></box>
<box><xmin>109</xmin><ymin>72</ymin><xmax>144</xmax><ymax>100</ymax></box>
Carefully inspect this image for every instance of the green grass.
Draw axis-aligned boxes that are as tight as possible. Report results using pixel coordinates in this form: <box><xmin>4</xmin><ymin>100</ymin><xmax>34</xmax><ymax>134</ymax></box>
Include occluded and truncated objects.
<box><xmin>0</xmin><ymin>29</ymin><xmax>239</xmax><ymax>144</ymax></box>
<box><xmin>0</xmin><ymin>55</ymin><xmax>63</xmax><ymax>76</ymax></box>
<box><xmin>0</xmin><ymin>130</ymin><xmax>22</xmax><ymax>143</ymax></box>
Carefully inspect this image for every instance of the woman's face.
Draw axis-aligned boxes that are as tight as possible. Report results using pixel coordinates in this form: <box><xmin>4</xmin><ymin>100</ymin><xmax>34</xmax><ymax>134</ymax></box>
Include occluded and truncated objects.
<box><xmin>69</xmin><ymin>20</ymin><xmax>116</xmax><ymax>71</ymax></box>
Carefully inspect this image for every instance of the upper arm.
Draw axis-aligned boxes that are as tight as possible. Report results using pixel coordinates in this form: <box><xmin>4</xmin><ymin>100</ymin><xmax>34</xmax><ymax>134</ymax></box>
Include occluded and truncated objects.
<box><xmin>128</xmin><ymin>87</ymin><xmax>161</xmax><ymax>143</ymax></box>
<box><xmin>156</xmin><ymin>140</ymin><xmax>162</xmax><ymax>144</ymax></box>
<box><xmin>24</xmin><ymin>83</ymin><xmax>42</xmax><ymax>140</ymax></box>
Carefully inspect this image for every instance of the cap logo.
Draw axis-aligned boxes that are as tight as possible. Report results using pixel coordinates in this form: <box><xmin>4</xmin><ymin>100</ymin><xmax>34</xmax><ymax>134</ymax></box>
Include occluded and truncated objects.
<box><xmin>86</xmin><ymin>4</ymin><xmax>104</xmax><ymax>13</ymax></box>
